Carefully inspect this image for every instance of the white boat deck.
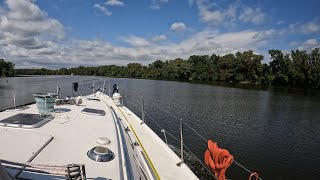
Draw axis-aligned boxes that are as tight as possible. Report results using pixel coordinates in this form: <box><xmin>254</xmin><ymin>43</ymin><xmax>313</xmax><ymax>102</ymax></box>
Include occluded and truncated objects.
<box><xmin>101</xmin><ymin>94</ymin><xmax>198</xmax><ymax>180</ymax></box>
<box><xmin>0</xmin><ymin>92</ymin><xmax>199</xmax><ymax>180</ymax></box>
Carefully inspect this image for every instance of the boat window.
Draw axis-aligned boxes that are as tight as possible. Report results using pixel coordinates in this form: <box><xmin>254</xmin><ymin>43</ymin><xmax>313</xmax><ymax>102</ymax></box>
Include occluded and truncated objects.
<box><xmin>0</xmin><ymin>113</ymin><xmax>52</xmax><ymax>129</ymax></box>
<box><xmin>81</xmin><ymin>108</ymin><xmax>105</xmax><ymax>116</ymax></box>
<box><xmin>87</xmin><ymin>97</ymin><xmax>100</xmax><ymax>101</ymax></box>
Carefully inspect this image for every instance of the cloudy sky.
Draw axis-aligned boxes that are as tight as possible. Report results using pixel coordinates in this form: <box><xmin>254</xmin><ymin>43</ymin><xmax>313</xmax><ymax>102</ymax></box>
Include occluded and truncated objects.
<box><xmin>0</xmin><ymin>0</ymin><xmax>319</xmax><ymax>68</ymax></box>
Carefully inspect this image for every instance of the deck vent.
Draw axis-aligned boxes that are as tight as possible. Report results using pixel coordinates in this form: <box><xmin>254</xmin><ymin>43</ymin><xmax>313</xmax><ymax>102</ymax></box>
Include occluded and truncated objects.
<box><xmin>97</xmin><ymin>137</ymin><xmax>111</xmax><ymax>145</ymax></box>
<box><xmin>81</xmin><ymin>108</ymin><xmax>105</xmax><ymax>116</ymax></box>
<box><xmin>87</xmin><ymin>146</ymin><xmax>115</xmax><ymax>162</ymax></box>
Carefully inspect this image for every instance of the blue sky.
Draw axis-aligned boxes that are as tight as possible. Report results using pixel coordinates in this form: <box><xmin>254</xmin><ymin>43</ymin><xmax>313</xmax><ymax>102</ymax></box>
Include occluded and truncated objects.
<box><xmin>0</xmin><ymin>0</ymin><xmax>319</xmax><ymax>68</ymax></box>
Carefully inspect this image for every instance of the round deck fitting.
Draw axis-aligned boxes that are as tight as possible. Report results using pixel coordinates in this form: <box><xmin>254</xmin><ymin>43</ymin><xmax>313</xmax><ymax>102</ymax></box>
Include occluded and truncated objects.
<box><xmin>87</xmin><ymin>146</ymin><xmax>115</xmax><ymax>162</ymax></box>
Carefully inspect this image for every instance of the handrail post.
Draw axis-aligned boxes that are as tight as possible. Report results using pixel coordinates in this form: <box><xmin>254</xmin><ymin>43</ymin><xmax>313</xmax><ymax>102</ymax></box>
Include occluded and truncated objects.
<box><xmin>141</xmin><ymin>96</ymin><xmax>145</xmax><ymax>124</ymax></box>
<box><xmin>92</xmin><ymin>81</ymin><xmax>95</xmax><ymax>94</ymax></box>
<box><xmin>122</xmin><ymin>91</ymin><xmax>125</xmax><ymax>106</ymax></box>
<box><xmin>177</xmin><ymin>118</ymin><xmax>184</xmax><ymax>166</ymax></box>
<box><xmin>13</xmin><ymin>93</ymin><xmax>16</xmax><ymax>110</ymax></box>
<box><xmin>56</xmin><ymin>85</ymin><xmax>60</xmax><ymax>99</ymax></box>
<box><xmin>81</xmin><ymin>81</ymin><xmax>84</xmax><ymax>96</ymax></box>
<box><xmin>161</xmin><ymin>129</ymin><xmax>168</xmax><ymax>145</ymax></box>
<box><xmin>103</xmin><ymin>80</ymin><xmax>106</xmax><ymax>93</ymax></box>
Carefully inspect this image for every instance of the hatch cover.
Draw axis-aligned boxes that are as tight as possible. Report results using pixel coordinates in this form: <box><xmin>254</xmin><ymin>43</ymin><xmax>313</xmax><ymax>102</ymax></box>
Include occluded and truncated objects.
<box><xmin>81</xmin><ymin>108</ymin><xmax>105</xmax><ymax>116</ymax></box>
<box><xmin>0</xmin><ymin>113</ymin><xmax>52</xmax><ymax>128</ymax></box>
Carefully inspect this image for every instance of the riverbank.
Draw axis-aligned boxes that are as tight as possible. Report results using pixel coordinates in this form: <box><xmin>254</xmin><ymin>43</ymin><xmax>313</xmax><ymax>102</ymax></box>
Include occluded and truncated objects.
<box><xmin>7</xmin><ymin>74</ymin><xmax>320</xmax><ymax>97</ymax></box>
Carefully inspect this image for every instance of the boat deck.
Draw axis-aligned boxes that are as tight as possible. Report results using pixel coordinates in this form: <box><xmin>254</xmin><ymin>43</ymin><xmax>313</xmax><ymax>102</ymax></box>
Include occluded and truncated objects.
<box><xmin>0</xmin><ymin>92</ymin><xmax>198</xmax><ymax>180</ymax></box>
<box><xmin>0</xmin><ymin>94</ymin><xmax>122</xmax><ymax>179</ymax></box>
<box><xmin>101</xmin><ymin>94</ymin><xmax>198</xmax><ymax>180</ymax></box>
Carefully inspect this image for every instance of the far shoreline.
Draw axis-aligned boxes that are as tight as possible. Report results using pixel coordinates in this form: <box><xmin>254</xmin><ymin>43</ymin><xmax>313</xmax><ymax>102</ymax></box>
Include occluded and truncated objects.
<box><xmin>4</xmin><ymin>74</ymin><xmax>320</xmax><ymax>97</ymax></box>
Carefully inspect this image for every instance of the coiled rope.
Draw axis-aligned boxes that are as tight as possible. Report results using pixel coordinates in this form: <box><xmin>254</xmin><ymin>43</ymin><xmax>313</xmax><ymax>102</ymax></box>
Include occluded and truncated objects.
<box><xmin>204</xmin><ymin>140</ymin><xmax>234</xmax><ymax>180</ymax></box>
<box><xmin>0</xmin><ymin>159</ymin><xmax>86</xmax><ymax>179</ymax></box>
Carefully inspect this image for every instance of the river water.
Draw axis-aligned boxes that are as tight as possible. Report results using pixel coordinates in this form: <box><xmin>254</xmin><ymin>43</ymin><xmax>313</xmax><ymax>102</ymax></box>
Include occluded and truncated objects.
<box><xmin>1</xmin><ymin>76</ymin><xmax>320</xmax><ymax>179</ymax></box>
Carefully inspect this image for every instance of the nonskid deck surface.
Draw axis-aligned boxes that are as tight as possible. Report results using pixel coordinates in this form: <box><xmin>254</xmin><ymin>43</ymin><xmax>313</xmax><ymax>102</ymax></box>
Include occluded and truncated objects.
<box><xmin>0</xmin><ymin>92</ymin><xmax>198</xmax><ymax>180</ymax></box>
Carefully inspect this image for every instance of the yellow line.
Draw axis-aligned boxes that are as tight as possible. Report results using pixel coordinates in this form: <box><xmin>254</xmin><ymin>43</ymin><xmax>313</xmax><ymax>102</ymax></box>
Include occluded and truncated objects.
<box><xmin>116</xmin><ymin>104</ymin><xmax>161</xmax><ymax>180</ymax></box>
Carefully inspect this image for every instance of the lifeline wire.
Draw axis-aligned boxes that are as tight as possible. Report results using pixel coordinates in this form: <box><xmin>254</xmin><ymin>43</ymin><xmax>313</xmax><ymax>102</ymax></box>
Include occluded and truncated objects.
<box><xmin>125</xmin><ymin>87</ymin><xmax>263</xmax><ymax>180</ymax></box>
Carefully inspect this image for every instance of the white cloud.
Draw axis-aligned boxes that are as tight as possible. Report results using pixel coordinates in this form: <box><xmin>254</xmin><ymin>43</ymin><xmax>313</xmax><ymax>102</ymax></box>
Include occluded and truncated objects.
<box><xmin>0</xmin><ymin>0</ymin><xmax>64</xmax><ymax>51</ymax></box>
<box><xmin>289</xmin><ymin>41</ymin><xmax>298</xmax><ymax>47</ymax></box>
<box><xmin>289</xmin><ymin>20</ymin><xmax>320</xmax><ymax>34</ymax></box>
<box><xmin>105</xmin><ymin>0</ymin><xmax>124</xmax><ymax>6</ymax></box>
<box><xmin>301</xmin><ymin>22</ymin><xmax>320</xmax><ymax>33</ymax></box>
<box><xmin>0</xmin><ymin>0</ymin><xmax>277</xmax><ymax>69</ymax></box>
<box><xmin>297</xmin><ymin>39</ymin><xmax>319</xmax><ymax>50</ymax></box>
<box><xmin>252</xmin><ymin>20</ymin><xmax>320</xmax><ymax>41</ymax></box>
<box><xmin>93</xmin><ymin>3</ymin><xmax>112</xmax><ymax>16</ymax></box>
<box><xmin>195</xmin><ymin>0</ymin><xmax>266</xmax><ymax>25</ymax></box>
<box><xmin>2</xmin><ymin>27</ymin><xmax>272</xmax><ymax>68</ymax></box>
<box><xmin>170</xmin><ymin>22</ymin><xmax>187</xmax><ymax>32</ymax></box>
<box><xmin>5</xmin><ymin>0</ymin><xmax>46</xmax><ymax>21</ymax></box>
<box><xmin>0</xmin><ymin>6</ymin><xmax>5</xmax><ymax>15</ymax></box>
<box><xmin>93</xmin><ymin>1</ymin><xmax>124</xmax><ymax>16</ymax></box>
<box><xmin>239</xmin><ymin>7</ymin><xmax>265</xmax><ymax>24</ymax></box>
<box><xmin>150</xmin><ymin>0</ymin><xmax>169</xmax><ymax>10</ymax></box>
<box><xmin>196</xmin><ymin>0</ymin><xmax>225</xmax><ymax>24</ymax></box>
<box><xmin>0</xmin><ymin>0</ymin><xmax>64</xmax><ymax>39</ymax></box>
<box><xmin>121</xmin><ymin>35</ymin><xmax>151</xmax><ymax>47</ymax></box>
<box><xmin>151</xmin><ymin>35</ymin><xmax>167</xmax><ymax>42</ymax></box>
<box><xmin>276</xmin><ymin>20</ymin><xmax>285</xmax><ymax>25</ymax></box>
<box><xmin>1</xmin><ymin>0</ymin><xmax>319</xmax><ymax>69</ymax></box>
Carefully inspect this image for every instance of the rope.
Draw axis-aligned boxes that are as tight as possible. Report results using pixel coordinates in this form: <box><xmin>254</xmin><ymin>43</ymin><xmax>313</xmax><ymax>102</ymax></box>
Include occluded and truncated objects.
<box><xmin>1</xmin><ymin>160</ymin><xmax>86</xmax><ymax>179</ymax></box>
<box><xmin>205</xmin><ymin>140</ymin><xmax>233</xmax><ymax>180</ymax></box>
<box><xmin>248</xmin><ymin>172</ymin><xmax>259</xmax><ymax>180</ymax></box>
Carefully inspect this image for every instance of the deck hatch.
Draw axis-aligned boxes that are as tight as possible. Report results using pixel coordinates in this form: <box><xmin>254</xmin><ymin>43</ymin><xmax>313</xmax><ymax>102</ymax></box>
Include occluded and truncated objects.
<box><xmin>0</xmin><ymin>113</ymin><xmax>52</xmax><ymax>128</ymax></box>
<box><xmin>81</xmin><ymin>108</ymin><xmax>105</xmax><ymax>116</ymax></box>
<box><xmin>86</xmin><ymin>97</ymin><xmax>100</xmax><ymax>101</ymax></box>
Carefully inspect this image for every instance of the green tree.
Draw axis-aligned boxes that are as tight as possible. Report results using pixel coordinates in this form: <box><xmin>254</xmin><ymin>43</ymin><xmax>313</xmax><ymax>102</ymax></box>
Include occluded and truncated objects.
<box><xmin>291</xmin><ymin>50</ymin><xmax>309</xmax><ymax>85</ymax></box>
<box><xmin>236</xmin><ymin>50</ymin><xmax>263</xmax><ymax>84</ymax></box>
<box><xmin>127</xmin><ymin>63</ymin><xmax>143</xmax><ymax>77</ymax></box>
<box><xmin>11</xmin><ymin>48</ymin><xmax>320</xmax><ymax>89</ymax></box>
<box><xmin>308</xmin><ymin>48</ymin><xmax>320</xmax><ymax>88</ymax></box>
<box><xmin>269</xmin><ymin>50</ymin><xmax>296</xmax><ymax>85</ymax></box>
<box><xmin>0</xmin><ymin>59</ymin><xmax>15</xmax><ymax>77</ymax></box>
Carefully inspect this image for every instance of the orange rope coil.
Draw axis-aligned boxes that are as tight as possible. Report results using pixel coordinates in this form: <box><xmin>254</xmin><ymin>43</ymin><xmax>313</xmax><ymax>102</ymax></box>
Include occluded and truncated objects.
<box><xmin>248</xmin><ymin>172</ymin><xmax>259</xmax><ymax>180</ymax></box>
<box><xmin>204</xmin><ymin>140</ymin><xmax>234</xmax><ymax>180</ymax></box>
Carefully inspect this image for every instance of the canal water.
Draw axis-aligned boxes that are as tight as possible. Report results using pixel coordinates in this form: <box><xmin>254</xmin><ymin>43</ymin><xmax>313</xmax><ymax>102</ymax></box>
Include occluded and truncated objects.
<box><xmin>1</xmin><ymin>76</ymin><xmax>320</xmax><ymax>179</ymax></box>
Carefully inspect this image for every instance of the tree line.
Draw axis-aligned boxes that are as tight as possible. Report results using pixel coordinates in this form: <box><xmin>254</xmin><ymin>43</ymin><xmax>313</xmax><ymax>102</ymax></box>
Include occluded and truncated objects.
<box><xmin>14</xmin><ymin>48</ymin><xmax>320</xmax><ymax>88</ymax></box>
<box><xmin>0</xmin><ymin>59</ymin><xmax>15</xmax><ymax>77</ymax></box>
